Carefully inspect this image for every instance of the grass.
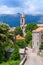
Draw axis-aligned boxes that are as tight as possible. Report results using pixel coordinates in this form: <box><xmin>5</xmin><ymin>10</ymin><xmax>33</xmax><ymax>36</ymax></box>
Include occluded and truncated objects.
<box><xmin>38</xmin><ymin>52</ymin><xmax>43</xmax><ymax>57</ymax></box>
<box><xmin>0</xmin><ymin>60</ymin><xmax>20</xmax><ymax>65</ymax></box>
<box><xmin>39</xmin><ymin>54</ymin><xmax>43</xmax><ymax>57</ymax></box>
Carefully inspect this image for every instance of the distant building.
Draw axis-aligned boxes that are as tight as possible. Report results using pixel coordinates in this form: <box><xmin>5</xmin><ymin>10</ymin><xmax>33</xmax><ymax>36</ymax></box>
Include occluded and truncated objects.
<box><xmin>9</xmin><ymin>27</ymin><xmax>15</xmax><ymax>32</ymax></box>
<box><xmin>16</xmin><ymin>35</ymin><xmax>25</xmax><ymax>40</ymax></box>
<box><xmin>32</xmin><ymin>27</ymin><xmax>43</xmax><ymax>52</ymax></box>
<box><xmin>37</xmin><ymin>24</ymin><xmax>43</xmax><ymax>27</ymax></box>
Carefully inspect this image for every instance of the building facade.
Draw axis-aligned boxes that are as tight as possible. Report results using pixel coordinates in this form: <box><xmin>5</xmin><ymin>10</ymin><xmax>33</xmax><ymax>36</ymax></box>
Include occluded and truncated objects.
<box><xmin>32</xmin><ymin>27</ymin><xmax>43</xmax><ymax>52</ymax></box>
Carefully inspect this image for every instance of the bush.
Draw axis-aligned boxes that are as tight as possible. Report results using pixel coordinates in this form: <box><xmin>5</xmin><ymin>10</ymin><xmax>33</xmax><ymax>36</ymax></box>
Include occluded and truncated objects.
<box><xmin>4</xmin><ymin>40</ymin><xmax>14</xmax><ymax>51</ymax></box>
<box><xmin>10</xmin><ymin>46</ymin><xmax>20</xmax><ymax>60</ymax></box>
<box><xmin>39</xmin><ymin>44</ymin><xmax>43</xmax><ymax>50</ymax></box>
<box><xmin>14</xmin><ymin>26</ymin><xmax>23</xmax><ymax>36</ymax></box>
<box><xmin>25</xmin><ymin>23</ymin><xmax>38</xmax><ymax>32</ymax></box>
<box><xmin>0</xmin><ymin>60</ymin><xmax>20</xmax><ymax>65</ymax></box>
<box><xmin>29</xmin><ymin>40</ymin><xmax>32</xmax><ymax>48</ymax></box>
<box><xmin>25</xmin><ymin>31</ymin><xmax>32</xmax><ymax>43</ymax></box>
<box><xmin>0</xmin><ymin>51</ymin><xmax>4</xmax><ymax>63</ymax></box>
<box><xmin>0</xmin><ymin>43</ymin><xmax>4</xmax><ymax>63</ymax></box>
<box><xmin>16</xmin><ymin>40</ymin><xmax>27</xmax><ymax>48</ymax></box>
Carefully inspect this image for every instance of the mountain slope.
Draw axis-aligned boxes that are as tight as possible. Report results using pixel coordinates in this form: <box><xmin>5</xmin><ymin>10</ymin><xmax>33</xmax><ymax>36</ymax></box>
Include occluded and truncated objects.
<box><xmin>0</xmin><ymin>14</ymin><xmax>43</xmax><ymax>27</ymax></box>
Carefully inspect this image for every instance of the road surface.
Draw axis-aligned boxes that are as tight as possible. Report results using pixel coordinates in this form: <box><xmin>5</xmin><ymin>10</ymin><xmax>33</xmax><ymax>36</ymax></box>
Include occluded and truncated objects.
<box><xmin>24</xmin><ymin>48</ymin><xmax>43</xmax><ymax>65</ymax></box>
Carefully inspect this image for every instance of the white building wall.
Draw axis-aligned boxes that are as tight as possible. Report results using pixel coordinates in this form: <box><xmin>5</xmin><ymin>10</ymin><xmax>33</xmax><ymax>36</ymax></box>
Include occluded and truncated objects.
<box><xmin>32</xmin><ymin>32</ymin><xmax>41</xmax><ymax>52</ymax></box>
<box><xmin>22</xmin><ymin>28</ymin><xmax>26</xmax><ymax>36</ymax></box>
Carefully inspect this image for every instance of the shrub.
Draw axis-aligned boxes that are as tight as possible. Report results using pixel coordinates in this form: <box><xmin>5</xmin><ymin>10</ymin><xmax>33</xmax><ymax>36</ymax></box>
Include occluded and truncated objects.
<box><xmin>0</xmin><ymin>43</ymin><xmax>4</xmax><ymax>63</ymax></box>
<box><xmin>10</xmin><ymin>46</ymin><xmax>20</xmax><ymax>60</ymax></box>
<box><xmin>25</xmin><ymin>31</ymin><xmax>32</xmax><ymax>43</ymax></box>
<box><xmin>0</xmin><ymin>51</ymin><xmax>4</xmax><ymax>63</ymax></box>
<box><xmin>16</xmin><ymin>40</ymin><xmax>27</xmax><ymax>48</ymax></box>
<box><xmin>0</xmin><ymin>60</ymin><xmax>20</xmax><ymax>65</ymax></box>
<box><xmin>14</xmin><ymin>26</ymin><xmax>23</xmax><ymax>36</ymax></box>
<box><xmin>29</xmin><ymin>40</ymin><xmax>32</xmax><ymax>48</ymax></box>
<box><xmin>39</xmin><ymin>44</ymin><xmax>43</xmax><ymax>50</ymax></box>
<box><xmin>25</xmin><ymin>23</ymin><xmax>38</xmax><ymax>32</ymax></box>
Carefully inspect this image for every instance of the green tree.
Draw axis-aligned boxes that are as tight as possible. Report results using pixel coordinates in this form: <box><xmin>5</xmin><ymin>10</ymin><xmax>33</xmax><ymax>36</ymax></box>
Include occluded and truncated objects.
<box><xmin>0</xmin><ymin>23</ymin><xmax>10</xmax><ymax>34</ymax></box>
<box><xmin>10</xmin><ymin>46</ymin><xmax>20</xmax><ymax>60</ymax></box>
<box><xmin>0</xmin><ymin>23</ymin><xmax>10</xmax><ymax>49</ymax></box>
<box><xmin>16</xmin><ymin>40</ymin><xmax>27</xmax><ymax>48</ymax></box>
<box><xmin>8</xmin><ymin>32</ymin><xmax>14</xmax><ymax>42</ymax></box>
<box><xmin>39</xmin><ymin>44</ymin><xmax>43</xmax><ymax>50</ymax></box>
<box><xmin>29</xmin><ymin>40</ymin><xmax>32</xmax><ymax>48</ymax></box>
<box><xmin>25</xmin><ymin>31</ymin><xmax>32</xmax><ymax>43</ymax></box>
<box><xmin>14</xmin><ymin>26</ymin><xmax>23</xmax><ymax>36</ymax></box>
<box><xmin>0</xmin><ymin>42</ymin><xmax>4</xmax><ymax>63</ymax></box>
<box><xmin>0</xmin><ymin>23</ymin><xmax>14</xmax><ymax>63</ymax></box>
<box><xmin>25</xmin><ymin>23</ymin><xmax>38</xmax><ymax>32</ymax></box>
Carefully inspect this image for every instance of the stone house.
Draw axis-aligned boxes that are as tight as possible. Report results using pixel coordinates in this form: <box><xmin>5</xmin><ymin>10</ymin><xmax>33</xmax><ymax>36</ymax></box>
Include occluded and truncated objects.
<box><xmin>32</xmin><ymin>27</ymin><xmax>43</xmax><ymax>52</ymax></box>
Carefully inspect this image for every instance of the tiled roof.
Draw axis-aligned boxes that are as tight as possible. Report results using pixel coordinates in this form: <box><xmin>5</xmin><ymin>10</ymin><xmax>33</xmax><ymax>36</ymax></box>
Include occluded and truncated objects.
<box><xmin>37</xmin><ymin>24</ymin><xmax>43</xmax><ymax>27</ymax></box>
<box><xmin>33</xmin><ymin>27</ymin><xmax>43</xmax><ymax>32</ymax></box>
<box><xmin>16</xmin><ymin>35</ymin><xmax>25</xmax><ymax>40</ymax></box>
<box><xmin>9</xmin><ymin>27</ymin><xmax>15</xmax><ymax>32</ymax></box>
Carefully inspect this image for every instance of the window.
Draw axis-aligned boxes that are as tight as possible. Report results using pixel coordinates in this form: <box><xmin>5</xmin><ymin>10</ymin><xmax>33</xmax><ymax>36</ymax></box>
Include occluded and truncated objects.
<box><xmin>22</xmin><ymin>19</ymin><xmax>23</xmax><ymax>23</ymax></box>
<box><xmin>41</xmin><ymin>42</ymin><xmax>43</xmax><ymax>44</ymax></box>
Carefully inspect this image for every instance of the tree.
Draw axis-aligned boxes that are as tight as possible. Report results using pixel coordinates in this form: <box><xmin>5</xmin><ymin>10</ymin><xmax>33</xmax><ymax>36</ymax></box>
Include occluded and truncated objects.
<box><xmin>25</xmin><ymin>31</ymin><xmax>32</xmax><ymax>43</ymax></box>
<box><xmin>10</xmin><ymin>45</ymin><xmax>20</xmax><ymax>60</ymax></box>
<box><xmin>16</xmin><ymin>40</ymin><xmax>27</xmax><ymax>48</ymax></box>
<box><xmin>8</xmin><ymin>32</ymin><xmax>14</xmax><ymax>42</ymax></box>
<box><xmin>0</xmin><ymin>42</ymin><xmax>4</xmax><ymax>63</ymax></box>
<box><xmin>0</xmin><ymin>23</ymin><xmax>10</xmax><ymax>49</ymax></box>
<box><xmin>0</xmin><ymin>23</ymin><xmax>14</xmax><ymax>62</ymax></box>
<box><xmin>39</xmin><ymin>44</ymin><xmax>43</xmax><ymax>50</ymax></box>
<box><xmin>14</xmin><ymin>26</ymin><xmax>23</xmax><ymax>36</ymax></box>
<box><xmin>0</xmin><ymin>23</ymin><xmax>10</xmax><ymax>34</ymax></box>
<box><xmin>25</xmin><ymin>23</ymin><xmax>38</xmax><ymax>33</ymax></box>
<box><xmin>29</xmin><ymin>40</ymin><xmax>32</xmax><ymax>48</ymax></box>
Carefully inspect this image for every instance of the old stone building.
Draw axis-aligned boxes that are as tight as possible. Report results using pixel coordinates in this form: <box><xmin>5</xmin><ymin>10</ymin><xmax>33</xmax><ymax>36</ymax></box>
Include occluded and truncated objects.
<box><xmin>32</xmin><ymin>25</ymin><xmax>43</xmax><ymax>52</ymax></box>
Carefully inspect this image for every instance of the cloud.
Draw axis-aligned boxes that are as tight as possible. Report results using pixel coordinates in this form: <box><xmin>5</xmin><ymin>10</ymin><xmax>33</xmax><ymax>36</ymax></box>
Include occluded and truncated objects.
<box><xmin>23</xmin><ymin>0</ymin><xmax>43</xmax><ymax>14</ymax></box>
<box><xmin>0</xmin><ymin>0</ymin><xmax>43</xmax><ymax>14</ymax></box>
<box><xmin>0</xmin><ymin>5</ymin><xmax>22</xmax><ymax>14</ymax></box>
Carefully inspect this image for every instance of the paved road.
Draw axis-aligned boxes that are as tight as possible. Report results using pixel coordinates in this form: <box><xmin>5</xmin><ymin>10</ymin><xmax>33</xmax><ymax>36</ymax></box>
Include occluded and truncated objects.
<box><xmin>24</xmin><ymin>48</ymin><xmax>43</xmax><ymax>65</ymax></box>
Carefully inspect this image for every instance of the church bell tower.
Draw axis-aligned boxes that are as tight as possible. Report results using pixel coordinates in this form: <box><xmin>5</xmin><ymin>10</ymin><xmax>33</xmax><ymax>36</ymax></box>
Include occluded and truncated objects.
<box><xmin>20</xmin><ymin>12</ymin><xmax>25</xmax><ymax>29</ymax></box>
<box><xmin>20</xmin><ymin>12</ymin><xmax>26</xmax><ymax>36</ymax></box>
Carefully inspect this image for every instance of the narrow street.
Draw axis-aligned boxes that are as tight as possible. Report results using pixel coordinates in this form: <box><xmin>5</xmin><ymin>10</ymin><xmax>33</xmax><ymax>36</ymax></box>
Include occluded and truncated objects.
<box><xmin>24</xmin><ymin>48</ymin><xmax>43</xmax><ymax>65</ymax></box>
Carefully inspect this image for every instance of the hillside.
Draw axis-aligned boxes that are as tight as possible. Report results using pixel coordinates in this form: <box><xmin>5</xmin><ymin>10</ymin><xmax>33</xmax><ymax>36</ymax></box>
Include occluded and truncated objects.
<box><xmin>0</xmin><ymin>13</ymin><xmax>43</xmax><ymax>27</ymax></box>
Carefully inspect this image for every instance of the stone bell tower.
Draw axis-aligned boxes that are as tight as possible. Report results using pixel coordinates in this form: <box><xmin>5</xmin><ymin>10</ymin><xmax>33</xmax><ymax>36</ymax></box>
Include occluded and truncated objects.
<box><xmin>20</xmin><ymin>12</ymin><xmax>26</xmax><ymax>36</ymax></box>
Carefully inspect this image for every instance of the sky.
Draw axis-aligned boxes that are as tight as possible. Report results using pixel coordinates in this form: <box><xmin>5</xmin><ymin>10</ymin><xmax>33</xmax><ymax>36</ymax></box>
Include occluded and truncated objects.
<box><xmin>0</xmin><ymin>0</ymin><xmax>43</xmax><ymax>14</ymax></box>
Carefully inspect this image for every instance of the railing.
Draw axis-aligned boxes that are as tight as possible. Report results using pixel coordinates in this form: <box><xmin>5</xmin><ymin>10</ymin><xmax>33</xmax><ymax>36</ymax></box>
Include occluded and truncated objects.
<box><xmin>19</xmin><ymin>55</ymin><xmax>27</xmax><ymax>65</ymax></box>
